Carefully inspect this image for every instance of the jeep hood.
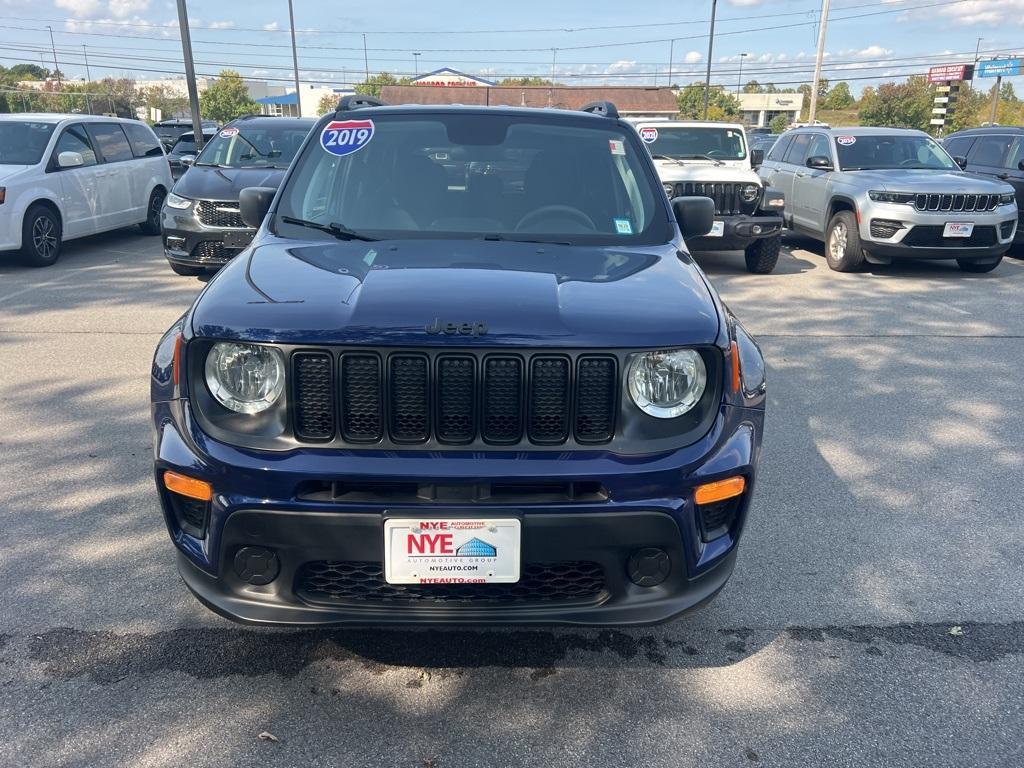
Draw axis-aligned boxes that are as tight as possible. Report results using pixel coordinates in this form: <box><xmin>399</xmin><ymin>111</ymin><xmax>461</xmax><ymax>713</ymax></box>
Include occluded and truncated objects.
<box><xmin>653</xmin><ymin>159</ymin><xmax>759</xmax><ymax>185</ymax></box>
<box><xmin>191</xmin><ymin>237</ymin><xmax>721</xmax><ymax>347</ymax></box>
<box><xmin>845</xmin><ymin>169</ymin><xmax>1013</xmax><ymax>194</ymax></box>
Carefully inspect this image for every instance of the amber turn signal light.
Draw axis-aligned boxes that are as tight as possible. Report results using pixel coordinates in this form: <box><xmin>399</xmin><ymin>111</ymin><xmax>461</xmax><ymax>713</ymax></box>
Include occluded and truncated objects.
<box><xmin>164</xmin><ymin>471</ymin><xmax>212</xmax><ymax>502</ymax></box>
<box><xmin>694</xmin><ymin>476</ymin><xmax>746</xmax><ymax>506</ymax></box>
<box><xmin>730</xmin><ymin>340</ymin><xmax>741</xmax><ymax>394</ymax></box>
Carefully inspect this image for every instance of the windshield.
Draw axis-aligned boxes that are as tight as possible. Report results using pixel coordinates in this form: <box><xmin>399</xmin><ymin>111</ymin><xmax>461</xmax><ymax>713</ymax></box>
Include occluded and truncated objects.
<box><xmin>835</xmin><ymin>134</ymin><xmax>958</xmax><ymax>171</ymax></box>
<box><xmin>170</xmin><ymin>135</ymin><xmax>211</xmax><ymax>157</ymax></box>
<box><xmin>642</xmin><ymin>126</ymin><xmax>747</xmax><ymax>160</ymax></box>
<box><xmin>275</xmin><ymin>113</ymin><xmax>667</xmax><ymax>246</ymax></box>
<box><xmin>196</xmin><ymin>123</ymin><xmax>311</xmax><ymax>169</ymax></box>
<box><xmin>0</xmin><ymin>121</ymin><xmax>57</xmax><ymax>165</ymax></box>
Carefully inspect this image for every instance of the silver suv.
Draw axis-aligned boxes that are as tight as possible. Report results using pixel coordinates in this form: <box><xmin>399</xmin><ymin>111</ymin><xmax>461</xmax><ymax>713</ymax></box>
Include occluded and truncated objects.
<box><xmin>758</xmin><ymin>127</ymin><xmax>1018</xmax><ymax>273</ymax></box>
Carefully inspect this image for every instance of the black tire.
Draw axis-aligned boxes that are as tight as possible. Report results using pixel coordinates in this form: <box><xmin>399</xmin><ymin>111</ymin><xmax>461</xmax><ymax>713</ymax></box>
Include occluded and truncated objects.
<box><xmin>140</xmin><ymin>187</ymin><xmax>166</xmax><ymax>235</ymax></box>
<box><xmin>169</xmin><ymin>262</ymin><xmax>204</xmax><ymax>276</ymax></box>
<box><xmin>743</xmin><ymin>235</ymin><xmax>781</xmax><ymax>274</ymax></box>
<box><xmin>824</xmin><ymin>210</ymin><xmax>865</xmax><ymax>272</ymax></box>
<box><xmin>957</xmin><ymin>255</ymin><xmax>1003</xmax><ymax>273</ymax></box>
<box><xmin>20</xmin><ymin>204</ymin><xmax>62</xmax><ymax>267</ymax></box>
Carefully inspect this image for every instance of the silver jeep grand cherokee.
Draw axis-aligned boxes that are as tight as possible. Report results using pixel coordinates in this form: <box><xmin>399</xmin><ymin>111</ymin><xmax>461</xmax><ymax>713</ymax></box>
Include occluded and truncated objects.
<box><xmin>758</xmin><ymin>126</ymin><xmax>1018</xmax><ymax>273</ymax></box>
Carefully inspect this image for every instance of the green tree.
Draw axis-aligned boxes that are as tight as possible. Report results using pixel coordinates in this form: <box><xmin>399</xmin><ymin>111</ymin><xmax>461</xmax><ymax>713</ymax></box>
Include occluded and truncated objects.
<box><xmin>498</xmin><ymin>77</ymin><xmax>555</xmax><ymax>86</ymax></box>
<box><xmin>141</xmin><ymin>84</ymin><xmax>188</xmax><ymax>121</ymax></box>
<box><xmin>354</xmin><ymin>72</ymin><xmax>412</xmax><ymax>98</ymax></box>
<box><xmin>858</xmin><ymin>76</ymin><xmax>933</xmax><ymax>130</ymax></box>
<box><xmin>824</xmin><ymin>81</ymin><xmax>854</xmax><ymax>109</ymax></box>
<box><xmin>769</xmin><ymin>113</ymin><xmax>790</xmax><ymax>133</ymax></box>
<box><xmin>742</xmin><ymin>80</ymin><xmax>762</xmax><ymax>93</ymax></box>
<box><xmin>201</xmin><ymin>70</ymin><xmax>259</xmax><ymax>123</ymax></box>
<box><xmin>676</xmin><ymin>84</ymin><xmax>740</xmax><ymax>120</ymax></box>
<box><xmin>317</xmin><ymin>92</ymin><xmax>338</xmax><ymax>114</ymax></box>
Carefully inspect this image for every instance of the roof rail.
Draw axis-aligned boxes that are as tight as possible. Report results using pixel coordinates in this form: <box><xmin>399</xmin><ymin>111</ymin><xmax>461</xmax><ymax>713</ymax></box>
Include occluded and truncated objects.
<box><xmin>580</xmin><ymin>101</ymin><xmax>619</xmax><ymax>119</ymax></box>
<box><xmin>336</xmin><ymin>94</ymin><xmax>387</xmax><ymax>112</ymax></box>
<box><xmin>235</xmin><ymin>114</ymin><xmax>260</xmax><ymax>120</ymax></box>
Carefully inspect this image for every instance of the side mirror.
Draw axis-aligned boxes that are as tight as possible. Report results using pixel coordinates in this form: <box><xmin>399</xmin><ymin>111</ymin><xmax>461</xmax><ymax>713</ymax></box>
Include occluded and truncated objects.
<box><xmin>239</xmin><ymin>186</ymin><xmax>277</xmax><ymax>229</ymax></box>
<box><xmin>57</xmin><ymin>151</ymin><xmax>84</xmax><ymax>169</ymax></box>
<box><xmin>806</xmin><ymin>155</ymin><xmax>833</xmax><ymax>171</ymax></box>
<box><xmin>954</xmin><ymin>156</ymin><xmax>968</xmax><ymax>170</ymax></box>
<box><xmin>750</xmin><ymin>148</ymin><xmax>765</xmax><ymax>168</ymax></box>
<box><xmin>1017</xmin><ymin>159</ymin><xmax>1024</xmax><ymax>172</ymax></box>
<box><xmin>180</xmin><ymin>155</ymin><xmax>196</xmax><ymax>168</ymax></box>
<box><xmin>672</xmin><ymin>196</ymin><xmax>715</xmax><ymax>240</ymax></box>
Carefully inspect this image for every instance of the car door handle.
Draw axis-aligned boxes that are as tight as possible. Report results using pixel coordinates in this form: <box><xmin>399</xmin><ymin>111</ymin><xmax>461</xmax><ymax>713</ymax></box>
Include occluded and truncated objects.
<box><xmin>796</xmin><ymin>172</ymin><xmax>807</xmax><ymax>178</ymax></box>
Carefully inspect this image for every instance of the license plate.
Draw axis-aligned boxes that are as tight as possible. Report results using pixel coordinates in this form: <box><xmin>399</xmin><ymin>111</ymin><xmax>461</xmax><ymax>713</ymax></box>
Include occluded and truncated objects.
<box><xmin>223</xmin><ymin>231</ymin><xmax>254</xmax><ymax>249</ymax></box>
<box><xmin>943</xmin><ymin>222</ymin><xmax>974</xmax><ymax>238</ymax></box>
<box><xmin>707</xmin><ymin>220</ymin><xmax>725</xmax><ymax>237</ymax></box>
<box><xmin>383</xmin><ymin>518</ymin><xmax>521</xmax><ymax>584</ymax></box>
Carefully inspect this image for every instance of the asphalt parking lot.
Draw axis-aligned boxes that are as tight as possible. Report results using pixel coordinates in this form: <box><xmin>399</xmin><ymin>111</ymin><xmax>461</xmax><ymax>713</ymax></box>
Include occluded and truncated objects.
<box><xmin>0</xmin><ymin>231</ymin><xmax>1022</xmax><ymax>768</ymax></box>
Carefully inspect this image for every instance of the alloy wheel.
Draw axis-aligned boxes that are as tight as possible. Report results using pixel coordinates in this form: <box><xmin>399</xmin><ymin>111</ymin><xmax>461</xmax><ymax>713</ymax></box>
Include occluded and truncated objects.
<box><xmin>829</xmin><ymin>221</ymin><xmax>848</xmax><ymax>259</ymax></box>
<box><xmin>32</xmin><ymin>216</ymin><xmax>57</xmax><ymax>260</ymax></box>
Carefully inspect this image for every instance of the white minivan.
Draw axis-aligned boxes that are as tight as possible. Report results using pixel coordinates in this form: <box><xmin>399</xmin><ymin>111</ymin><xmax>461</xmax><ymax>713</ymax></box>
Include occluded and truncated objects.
<box><xmin>0</xmin><ymin>114</ymin><xmax>173</xmax><ymax>267</ymax></box>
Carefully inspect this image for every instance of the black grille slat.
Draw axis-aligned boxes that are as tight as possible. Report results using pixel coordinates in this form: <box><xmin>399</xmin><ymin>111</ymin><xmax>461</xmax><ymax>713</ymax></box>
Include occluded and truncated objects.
<box><xmin>388</xmin><ymin>355</ymin><xmax>429</xmax><ymax>443</ymax></box>
<box><xmin>196</xmin><ymin>200</ymin><xmax>246</xmax><ymax>228</ymax></box>
<box><xmin>902</xmin><ymin>225</ymin><xmax>998</xmax><ymax>248</ymax></box>
<box><xmin>915</xmin><ymin>192</ymin><xmax>997</xmax><ymax>213</ymax></box>
<box><xmin>574</xmin><ymin>356</ymin><xmax>617</xmax><ymax>443</ymax></box>
<box><xmin>528</xmin><ymin>356</ymin><xmax>570</xmax><ymax>444</ymax></box>
<box><xmin>191</xmin><ymin>241</ymin><xmax>243</xmax><ymax>263</ymax></box>
<box><xmin>340</xmin><ymin>354</ymin><xmax>383</xmax><ymax>442</ymax></box>
<box><xmin>436</xmin><ymin>355</ymin><xmax>476</xmax><ymax>443</ymax></box>
<box><xmin>482</xmin><ymin>356</ymin><xmax>524</xmax><ymax>444</ymax></box>
<box><xmin>676</xmin><ymin>181</ymin><xmax>737</xmax><ymax>215</ymax></box>
<box><xmin>292</xmin><ymin>352</ymin><xmax>335</xmax><ymax>441</ymax></box>
<box><xmin>297</xmin><ymin>561</ymin><xmax>606</xmax><ymax>604</ymax></box>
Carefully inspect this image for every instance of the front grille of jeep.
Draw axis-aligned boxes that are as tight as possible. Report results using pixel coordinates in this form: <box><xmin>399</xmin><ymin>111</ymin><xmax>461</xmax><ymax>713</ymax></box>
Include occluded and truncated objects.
<box><xmin>290</xmin><ymin>350</ymin><xmax>618</xmax><ymax>447</ymax></box>
<box><xmin>913</xmin><ymin>193</ymin><xmax>998</xmax><ymax>213</ymax></box>
<box><xmin>296</xmin><ymin>560</ymin><xmax>607</xmax><ymax>605</ymax></box>
<box><xmin>196</xmin><ymin>200</ymin><xmax>247</xmax><ymax>228</ymax></box>
<box><xmin>670</xmin><ymin>182</ymin><xmax>756</xmax><ymax>216</ymax></box>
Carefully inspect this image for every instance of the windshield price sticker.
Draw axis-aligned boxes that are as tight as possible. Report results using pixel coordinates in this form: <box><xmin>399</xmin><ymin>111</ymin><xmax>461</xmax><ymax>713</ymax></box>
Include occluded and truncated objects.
<box><xmin>837</xmin><ymin>135</ymin><xmax>856</xmax><ymax>146</ymax></box>
<box><xmin>639</xmin><ymin>127</ymin><xmax>658</xmax><ymax>143</ymax></box>
<box><xmin>321</xmin><ymin>119</ymin><xmax>375</xmax><ymax>156</ymax></box>
<box><xmin>614</xmin><ymin>218</ymin><xmax>634</xmax><ymax>234</ymax></box>
<box><xmin>609</xmin><ymin>139</ymin><xmax>626</xmax><ymax>155</ymax></box>
<box><xmin>219</xmin><ymin>127</ymin><xmax>239</xmax><ymax>138</ymax></box>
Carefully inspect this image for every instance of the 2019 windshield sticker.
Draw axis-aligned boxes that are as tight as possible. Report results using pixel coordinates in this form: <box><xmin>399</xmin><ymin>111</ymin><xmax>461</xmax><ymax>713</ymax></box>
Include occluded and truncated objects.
<box><xmin>321</xmin><ymin>119</ymin><xmax>375</xmax><ymax>157</ymax></box>
<box><xmin>837</xmin><ymin>135</ymin><xmax>856</xmax><ymax>146</ymax></box>
<box><xmin>639</xmin><ymin>127</ymin><xmax>658</xmax><ymax>143</ymax></box>
<box><xmin>614</xmin><ymin>218</ymin><xmax>633</xmax><ymax>235</ymax></box>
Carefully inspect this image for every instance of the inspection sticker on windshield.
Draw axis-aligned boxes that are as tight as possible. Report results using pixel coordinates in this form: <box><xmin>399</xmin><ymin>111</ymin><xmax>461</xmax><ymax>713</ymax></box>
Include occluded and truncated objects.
<box><xmin>614</xmin><ymin>218</ymin><xmax>634</xmax><ymax>234</ymax></box>
<box><xmin>219</xmin><ymin>127</ymin><xmax>239</xmax><ymax>138</ymax></box>
<box><xmin>639</xmin><ymin>127</ymin><xmax>658</xmax><ymax>143</ymax></box>
<box><xmin>321</xmin><ymin>119</ymin><xmax>375</xmax><ymax>157</ymax></box>
<box><xmin>837</xmin><ymin>135</ymin><xmax>857</xmax><ymax>146</ymax></box>
<box><xmin>609</xmin><ymin>139</ymin><xmax>626</xmax><ymax>155</ymax></box>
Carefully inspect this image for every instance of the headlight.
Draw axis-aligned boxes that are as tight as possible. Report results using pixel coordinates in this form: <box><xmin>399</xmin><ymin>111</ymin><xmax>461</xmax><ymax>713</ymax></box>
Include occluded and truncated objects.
<box><xmin>204</xmin><ymin>342</ymin><xmax>285</xmax><ymax>414</ymax></box>
<box><xmin>165</xmin><ymin>192</ymin><xmax>193</xmax><ymax>210</ymax></box>
<box><xmin>740</xmin><ymin>183</ymin><xmax>760</xmax><ymax>203</ymax></box>
<box><xmin>663</xmin><ymin>182</ymin><xmax>676</xmax><ymax>198</ymax></box>
<box><xmin>868</xmin><ymin>190</ymin><xmax>914</xmax><ymax>204</ymax></box>
<box><xmin>999</xmin><ymin>192</ymin><xmax>1016</xmax><ymax>205</ymax></box>
<box><xmin>628</xmin><ymin>349</ymin><xmax>707</xmax><ymax>419</ymax></box>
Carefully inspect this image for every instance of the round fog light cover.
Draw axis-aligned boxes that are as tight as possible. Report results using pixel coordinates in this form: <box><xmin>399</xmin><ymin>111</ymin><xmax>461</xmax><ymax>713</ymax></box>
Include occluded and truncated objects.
<box><xmin>628</xmin><ymin>349</ymin><xmax>707</xmax><ymax>418</ymax></box>
<box><xmin>628</xmin><ymin>548</ymin><xmax>671</xmax><ymax>587</ymax></box>
<box><xmin>740</xmin><ymin>183</ymin><xmax>760</xmax><ymax>203</ymax></box>
<box><xmin>205</xmin><ymin>342</ymin><xmax>285</xmax><ymax>414</ymax></box>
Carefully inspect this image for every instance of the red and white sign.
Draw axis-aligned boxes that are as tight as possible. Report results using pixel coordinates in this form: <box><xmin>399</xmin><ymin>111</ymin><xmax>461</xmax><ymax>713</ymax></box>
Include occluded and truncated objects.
<box><xmin>943</xmin><ymin>222</ymin><xmax>974</xmax><ymax>238</ymax></box>
<box><xmin>928</xmin><ymin>64</ymin><xmax>970</xmax><ymax>84</ymax></box>
<box><xmin>383</xmin><ymin>518</ymin><xmax>521</xmax><ymax>584</ymax></box>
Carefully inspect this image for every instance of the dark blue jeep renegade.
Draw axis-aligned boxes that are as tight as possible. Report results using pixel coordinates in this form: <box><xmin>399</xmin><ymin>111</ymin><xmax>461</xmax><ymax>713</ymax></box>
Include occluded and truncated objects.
<box><xmin>151</xmin><ymin>97</ymin><xmax>766</xmax><ymax>625</ymax></box>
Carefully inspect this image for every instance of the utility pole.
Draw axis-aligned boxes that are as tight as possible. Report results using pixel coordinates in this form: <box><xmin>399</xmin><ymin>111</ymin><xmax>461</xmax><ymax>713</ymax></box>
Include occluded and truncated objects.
<box><xmin>702</xmin><ymin>0</ymin><xmax>718</xmax><ymax>119</ymax></box>
<box><xmin>362</xmin><ymin>34</ymin><xmax>369</xmax><ymax>83</ymax></box>
<box><xmin>551</xmin><ymin>48</ymin><xmax>557</xmax><ymax>83</ymax></box>
<box><xmin>989</xmin><ymin>74</ymin><xmax>1002</xmax><ymax>125</ymax></box>
<box><xmin>175</xmin><ymin>0</ymin><xmax>205</xmax><ymax>150</ymax></box>
<box><xmin>47</xmin><ymin>26</ymin><xmax>62</xmax><ymax>87</ymax></box>
<box><xmin>287</xmin><ymin>0</ymin><xmax>302</xmax><ymax>117</ymax></box>
<box><xmin>82</xmin><ymin>45</ymin><xmax>92</xmax><ymax>114</ymax></box>
<box><xmin>808</xmin><ymin>0</ymin><xmax>831</xmax><ymax>124</ymax></box>
<box><xmin>413</xmin><ymin>52</ymin><xmax>421</xmax><ymax>76</ymax></box>
<box><xmin>737</xmin><ymin>52</ymin><xmax>748</xmax><ymax>94</ymax></box>
<box><xmin>667</xmin><ymin>39</ymin><xmax>675</xmax><ymax>88</ymax></box>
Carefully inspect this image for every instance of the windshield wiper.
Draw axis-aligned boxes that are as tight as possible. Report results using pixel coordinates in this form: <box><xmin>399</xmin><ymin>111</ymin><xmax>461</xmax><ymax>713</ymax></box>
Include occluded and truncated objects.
<box><xmin>280</xmin><ymin>215</ymin><xmax>377</xmax><ymax>242</ymax></box>
<box><xmin>481</xmin><ymin>234</ymin><xmax>572</xmax><ymax>245</ymax></box>
<box><xmin>651</xmin><ymin>154</ymin><xmax>686</xmax><ymax>165</ymax></box>
<box><xmin>678</xmin><ymin>154</ymin><xmax>725</xmax><ymax>166</ymax></box>
<box><xmin>194</xmin><ymin>161</ymin><xmax>231</xmax><ymax>168</ymax></box>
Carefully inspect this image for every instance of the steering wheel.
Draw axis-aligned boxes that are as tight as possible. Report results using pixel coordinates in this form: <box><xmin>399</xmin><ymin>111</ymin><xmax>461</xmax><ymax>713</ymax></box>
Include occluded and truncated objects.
<box><xmin>515</xmin><ymin>205</ymin><xmax>597</xmax><ymax>233</ymax></box>
<box><xmin>706</xmin><ymin>149</ymin><xmax>728</xmax><ymax>158</ymax></box>
<box><xmin>899</xmin><ymin>158</ymin><xmax>920</xmax><ymax>167</ymax></box>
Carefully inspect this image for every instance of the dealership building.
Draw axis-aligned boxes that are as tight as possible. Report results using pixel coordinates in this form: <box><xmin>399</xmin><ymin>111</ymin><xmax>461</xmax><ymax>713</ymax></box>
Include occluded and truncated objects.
<box><xmin>736</xmin><ymin>92</ymin><xmax>805</xmax><ymax>128</ymax></box>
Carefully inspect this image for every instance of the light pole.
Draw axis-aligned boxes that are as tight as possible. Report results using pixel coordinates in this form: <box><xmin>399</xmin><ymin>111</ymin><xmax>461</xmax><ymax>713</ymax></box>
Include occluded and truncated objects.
<box><xmin>47</xmin><ymin>26</ymin><xmax>61</xmax><ymax>87</ymax></box>
<box><xmin>667</xmin><ymin>39</ymin><xmax>675</xmax><ymax>87</ymax></box>
<box><xmin>287</xmin><ymin>0</ymin><xmax>302</xmax><ymax>117</ymax></box>
<box><xmin>808</xmin><ymin>0</ymin><xmax>831</xmax><ymax>124</ymax></box>
<box><xmin>175</xmin><ymin>0</ymin><xmax>205</xmax><ymax>150</ymax></box>
<box><xmin>702</xmin><ymin>0</ymin><xmax>718</xmax><ymax>119</ymax></box>
<box><xmin>737</xmin><ymin>52</ymin><xmax>748</xmax><ymax>94</ymax></box>
<box><xmin>413</xmin><ymin>52</ymin><xmax>421</xmax><ymax>76</ymax></box>
<box><xmin>82</xmin><ymin>45</ymin><xmax>92</xmax><ymax>114</ymax></box>
<box><xmin>362</xmin><ymin>34</ymin><xmax>369</xmax><ymax>83</ymax></box>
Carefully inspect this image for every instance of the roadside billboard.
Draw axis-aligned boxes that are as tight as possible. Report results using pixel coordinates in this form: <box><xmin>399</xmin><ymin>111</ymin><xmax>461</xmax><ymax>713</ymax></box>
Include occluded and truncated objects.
<box><xmin>976</xmin><ymin>58</ymin><xmax>1022</xmax><ymax>78</ymax></box>
<box><xmin>927</xmin><ymin>64</ymin><xmax>973</xmax><ymax>83</ymax></box>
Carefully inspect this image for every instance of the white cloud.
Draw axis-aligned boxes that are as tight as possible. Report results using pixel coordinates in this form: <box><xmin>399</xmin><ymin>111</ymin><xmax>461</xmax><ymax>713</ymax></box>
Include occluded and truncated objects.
<box><xmin>684</xmin><ymin>51</ymin><xmax>702</xmax><ymax>64</ymax></box>
<box><xmin>107</xmin><ymin>0</ymin><xmax>148</xmax><ymax>17</ymax></box>
<box><xmin>263</xmin><ymin>21</ymin><xmax>280</xmax><ymax>31</ymax></box>
<box><xmin>55</xmin><ymin>0</ymin><xmax>103</xmax><ymax>16</ymax></box>
<box><xmin>208</xmin><ymin>20</ymin><xmax>234</xmax><ymax>29</ymax></box>
<box><xmin>727</xmin><ymin>0</ymin><xmax>762</xmax><ymax>5</ymax></box>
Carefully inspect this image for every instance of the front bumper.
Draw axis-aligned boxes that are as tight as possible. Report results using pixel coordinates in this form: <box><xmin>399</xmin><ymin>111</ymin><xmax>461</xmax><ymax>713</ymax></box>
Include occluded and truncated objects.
<box><xmin>861</xmin><ymin>206</ymin><xmax>1017</xmax><ymax>260</ymax></box>
<box><xmin>153</xmin><ymin>401</ymin><xmax>763</xmax><ymax>626</ymax></box>
<box><xmin>688</xmin><ymin>213</ymin><xmax>783</xmax><ymax>251</ymax></box>
<box><xmin>161</xmin><ymin>205</ymin><xmax>254</xmax><ymax>269</ymax></box>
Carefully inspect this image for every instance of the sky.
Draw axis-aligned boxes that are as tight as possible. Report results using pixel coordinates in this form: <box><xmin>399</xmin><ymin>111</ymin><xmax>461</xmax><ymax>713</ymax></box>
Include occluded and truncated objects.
<box><xmin>0</xmin><ymin>0</ymin><xmax>1022</xmax><ymax>94</ymax></box>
